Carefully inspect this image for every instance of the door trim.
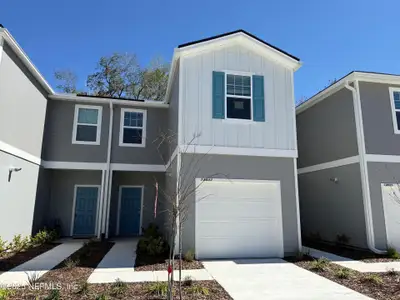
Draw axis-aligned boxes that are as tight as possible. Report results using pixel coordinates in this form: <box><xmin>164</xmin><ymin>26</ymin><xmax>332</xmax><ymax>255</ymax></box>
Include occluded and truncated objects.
<box><xmin>71</xmin><ymin>185</ymin><xmax>101</xmax><ymax>237</ymax></box>
<box><xmin>116</xmin><ymin>185</ymin><xmax>144</xmax><ymax>236</ymax></box>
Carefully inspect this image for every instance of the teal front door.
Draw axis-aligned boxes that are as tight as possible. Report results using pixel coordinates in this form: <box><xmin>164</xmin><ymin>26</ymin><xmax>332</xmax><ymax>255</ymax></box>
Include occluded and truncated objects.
<box><xmin>118</xmin><ymin>187</ymin><xmax>142</xmax><ymax>236</ymax></box>
<box><xmin>73</xmin><ymin>186</ymin><xmax>99</xmax><ymax>236</ymax></box>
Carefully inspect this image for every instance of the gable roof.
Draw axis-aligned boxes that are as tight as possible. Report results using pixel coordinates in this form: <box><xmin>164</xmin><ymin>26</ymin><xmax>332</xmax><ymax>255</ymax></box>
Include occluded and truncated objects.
<box><xmin>296</xmin><ymin>71</ymin><xmax>400</xmax><ymax>115</ymax></box>
<box><xmin>165</xmin><ymin>29</ymin><xmax>301</xmax><ymax>103</ymax></box>
<box><xmin>178</xmin><ymin>29</ymin><xmax>300</xmax><ymax>61</ymax></box>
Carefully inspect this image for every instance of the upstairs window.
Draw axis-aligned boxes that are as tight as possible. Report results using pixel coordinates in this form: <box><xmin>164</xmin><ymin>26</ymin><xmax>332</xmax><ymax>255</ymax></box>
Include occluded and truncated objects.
<box><xmin>389</xmin><ymin>88</ymin><xmax>400</xmax><ymax>134</ymax></box>
<box><xmin>119</xmin><ymin>108</ymin><xmax>147</xmax><ymax>147</ymax></box>
<box><xmin>72</xmin><ymin>105</ymin><xmax>102</xmax><ymax>145</ymax></box>
<box><xmin>226</xmin><ymin>74</ymin><xmax>252</xmax><ymax>120</ymax></box>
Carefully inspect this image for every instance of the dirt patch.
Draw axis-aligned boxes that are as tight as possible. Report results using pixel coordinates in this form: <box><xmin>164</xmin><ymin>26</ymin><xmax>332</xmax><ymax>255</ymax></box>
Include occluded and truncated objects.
<box><xmin>9</xmin><ymin>281</ymin><xmax>232</xmax><ymax>300</ymax></box>
<box><xmin>8</xmin><ymin>241</ymin><xmax>114</xmax><ymax>299</ymax></box>
<box><xmin>135</xmin><ymin>252</ymin><xmax>204</xmax><ymax>271</ymax></box>
<box><xmin>0</xmin><ymin>243</ymin><xmax>60</xmax><ymax>272</ymax></box>
<box><xmin>304</xmin><ymin>240</ymin><xmax>400</xmax><ymax>263</ymax></box>
<box><xmin>289</xmin><ymin>256</ymin><xmax>400</xmax><ymax>300</ymax></box>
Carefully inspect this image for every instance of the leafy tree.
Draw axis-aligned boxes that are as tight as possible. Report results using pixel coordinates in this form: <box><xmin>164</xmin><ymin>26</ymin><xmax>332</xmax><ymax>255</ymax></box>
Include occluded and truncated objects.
<box><xmin>140</xmin><ymin>57</ymin><xmax>169</xmax><ymax>101</ymax></box>
<box><xmin>86</xmin><ymin>53</ymin><xmax>142</xmax><ymax>98</ymax></box>
<box><xmin>54</xmin><ymin>70</ymin><xmax>78</xmax><ymax>93</ymax></box>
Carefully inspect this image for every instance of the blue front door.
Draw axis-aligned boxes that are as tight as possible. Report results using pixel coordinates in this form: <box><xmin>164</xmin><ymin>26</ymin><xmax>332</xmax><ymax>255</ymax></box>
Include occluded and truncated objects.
<box><xmin>73</xmin><ymin>186</ymin><xmax>99</xmax><ymax>236</ymax></box>
<box><xmin>119</xmin><ymin>187</ymin><xmax>142</xmax><ymax>236</ymax></box>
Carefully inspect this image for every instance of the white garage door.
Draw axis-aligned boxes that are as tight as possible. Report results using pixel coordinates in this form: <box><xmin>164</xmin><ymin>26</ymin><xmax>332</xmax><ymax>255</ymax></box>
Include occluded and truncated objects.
<box><xmin>195</xmin><ymin>179</ymin><xmax>284</xmax><ymax>259</ymax></box>
<box><xmin>381</xmin><ymin>184</ymin><xmax>400</xmax><ymax>251</ymax></box>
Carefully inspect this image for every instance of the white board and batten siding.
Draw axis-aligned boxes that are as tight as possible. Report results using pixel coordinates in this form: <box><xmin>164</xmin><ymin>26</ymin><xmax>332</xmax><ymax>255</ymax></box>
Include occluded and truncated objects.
<box><xmin>180</xmin><ymin>44</ymin><xmax>296</xmax><ymax>150</ymax></box>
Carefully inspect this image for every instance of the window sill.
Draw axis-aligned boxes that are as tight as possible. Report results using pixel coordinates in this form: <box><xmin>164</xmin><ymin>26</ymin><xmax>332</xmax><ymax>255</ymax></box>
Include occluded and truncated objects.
<box><xmin>119</xmin><ymin>143</ymin><xmax>146</xmax><ymax>148</ymax></box>
<box><xmin>221</xmin><ymin>119</ymin><xmax>255</xmax><ymax>124</ymax></box>
<box><xmin>72</xmin><ymin>141</ymin><xmax>100</xmax><ymax>145</ymax></box>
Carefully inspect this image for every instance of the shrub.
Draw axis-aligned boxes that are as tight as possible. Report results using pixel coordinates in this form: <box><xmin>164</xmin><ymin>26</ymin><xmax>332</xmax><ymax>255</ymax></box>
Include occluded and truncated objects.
<box><xmin>147</xmin><ymin>236</ymin><xmax>166</xmax><ymax>256</ymax></box>
<box><xmin>387</xmin><ymin>247</ymin><xmax>400</xmax><ymax>259</ymax></box>
<box><xmin>143</xmin><ymin>223</ymin><xmax>161</xmax><ymax>238</ymax></box>
<box><xmin>64</xmin><ymin>257</ymin><xmax>79</xmax><ymax>269</ymax></box>
<box><xmin>44</xmin><ymin>289</ymin><xmax>60</xmax><ymax>300</ymax></box>
<box><xmin>334</xmin><ymin>268</ymin><xmax>352</xmax><ymax>279</ymax></box>
<box><xmin>336</xmin><ymin>234</ymin><xmax>350</xmax><ymax>245</ymax></box>
<box><xmin>76</xmin><ymin>281</ymin><xmax>89</xmax><ymax>295</ymax></box>
<box><xmin>184</xmin><ymin>249</ymin><xmax>195</xmax><ymax>262</ymax></box>
<box><xmin>362</xmin><ymin>274</ymin><xmax>383</xmax><ymax>285</ymax></box>
<box><xmin>95</xmin><ymin>295</ymin><xmax>109</xmax><ymax>300</ymax></box>
<box><xmin>0</xmin><ymin>288</ymin><xmax>15</xmax><ymax>300</ymax></box>
<box><xmin>386</xmin><ymin>268</ymin><xmax>399</xmax><ymax>276</ymax></box>
<box><xmin>146</xmin><ymin>281</ymin><xmax>168</xmax><ymax>296</ymax></box>
<box><xmin>111</xmin><ymin>278</ymin><xmax>127</xmax><ymax>296</ymax></box>
<box><xmin>183</xmin><ymin>275</ymin><xmax>193</xmax><ymax>287</ymax></box>
<box><xmin>310</xmin><ymin>257</ymin><xmax>330</xmax><ymax>272</ymax></box>
<box><xmin>26</xmin><ymin>271</ymin><xmax>41</xmax><ymax>287</ymax></box>
<box><xmin>309</xmin><ymin>232</ymin><xmax>321</xmax><ymax>241</ymax></box>
<box><xmin>187</xmin><ymin>286</ymin><xmax>210</xmax><ymax>296</ymax></box>
<box><xmin>0</xmin><ymin>237</ymin><xmax>7</xmax><ymax>253</ymax></box>
<box><xmin>10</xmin><ymin>234</ymin><xmax>30</xmax><ymax>252</ymax></box>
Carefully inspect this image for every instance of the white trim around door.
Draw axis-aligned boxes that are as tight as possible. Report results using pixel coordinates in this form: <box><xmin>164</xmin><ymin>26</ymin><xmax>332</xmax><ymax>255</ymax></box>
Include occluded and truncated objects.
<box><xmin>116</xmin><ymin>185</ymin><xmax>144</xmax><ymax>236</ymax></box>
<box><xmin>70</xmin><ymin>185</ymin><xmax>101</xmax><ymax>237</ymax></box>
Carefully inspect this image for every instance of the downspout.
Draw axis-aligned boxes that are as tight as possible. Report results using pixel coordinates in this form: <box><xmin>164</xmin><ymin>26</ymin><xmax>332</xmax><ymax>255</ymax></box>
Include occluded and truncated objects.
<box><xmin>344</xmin><ymin>80</ymin><xmax>386</xmax><ymax>254</ymax></box>
<box><xmin>101</xmin><ymin>100</ymin><xmax>114</xmax><ymax>239</ymax></box>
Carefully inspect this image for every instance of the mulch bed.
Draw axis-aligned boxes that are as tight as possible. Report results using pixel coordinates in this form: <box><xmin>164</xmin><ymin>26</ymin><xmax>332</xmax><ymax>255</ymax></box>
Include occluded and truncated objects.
<box><xmin>288</xmin><ymin>255</ymin><xmax>400</xmax><ymax>300</ymax></box>
<box><xmin>0</xmin><ymin>243</ymin><xmax>60</xmax><ymax>272</ymax></box>
<box><xmin>305</xmin><ymin>240</ymin><xmax>400</xmax><ymax>263</ymax></box>
<box><xmin>8</xmin><ymin>241</ymin><xmax>114</xmax><ymax>299</ymax></box>
<box><xmin>7</xmin><ymin>281</ymin><xmax>232</xmax><ymax>300</ymax></box>
<box><xmin>135</xmin><ymin>254</ymin><xmax>203</xmax><ymax>271</ymax></box>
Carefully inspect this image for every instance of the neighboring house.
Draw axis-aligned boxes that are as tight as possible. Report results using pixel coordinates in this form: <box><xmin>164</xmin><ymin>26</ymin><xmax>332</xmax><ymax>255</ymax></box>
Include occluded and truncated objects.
<box><xmin>297</xmin><ymin>71</ymin><xmax>400</xmax><ymax>253</ymax></box>
<box><xmin>0</xmin><ymin>26</ymin><xmax>302</xmax><ymax>259</ymax></box>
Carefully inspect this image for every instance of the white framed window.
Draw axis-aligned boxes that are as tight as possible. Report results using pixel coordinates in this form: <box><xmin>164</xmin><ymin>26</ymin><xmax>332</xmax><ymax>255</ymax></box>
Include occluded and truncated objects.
<box><xmin>225</xmin><ymin>72</ymin><xmax>253</xmax><ymax>121</ymax></box>
<box><xmin>72</xmin><ymin>105</ymin><xmax>102</xmax><ymax>145</ymax></box>
<box><xmin>119</xmin><ymin>108</ymin><xmax>147</xmax><ymax>147</ymax></box>
<box><xmin>389</xmin><ymin>87</ymin><xmax>400</xmax><ymax>134</ymax></box>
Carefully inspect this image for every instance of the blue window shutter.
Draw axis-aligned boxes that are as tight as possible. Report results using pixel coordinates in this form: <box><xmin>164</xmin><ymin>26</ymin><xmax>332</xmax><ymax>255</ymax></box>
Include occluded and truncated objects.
<box><xmin>212</xmin><ymin>71</ymin><xmax>225</xmax><ymax>119</ymax></box>
<box><xmin>252</xmin><ymin>75</ymin><xmax>265</xmax><ymax>122</ymax></box>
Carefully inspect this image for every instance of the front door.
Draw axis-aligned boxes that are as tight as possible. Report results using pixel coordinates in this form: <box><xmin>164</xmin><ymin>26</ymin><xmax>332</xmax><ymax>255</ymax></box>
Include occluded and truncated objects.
<box><xmin>118</xmin><ymin>186</ymin><xmax>142</xmax><ymax>236</ymax></box>
<box><xmin>73</xmin><ymin>186</ymin><xmax>99</xmax><ymax>237</ymax></box>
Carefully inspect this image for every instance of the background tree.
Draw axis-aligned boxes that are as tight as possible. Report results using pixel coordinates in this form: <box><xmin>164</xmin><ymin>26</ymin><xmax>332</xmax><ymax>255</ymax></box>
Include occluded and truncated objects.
<box><xmin>54</xmin><ymin>70</ymin><xmax>78</xmax><ymax>93</ymax></box>
<box><xmin>54</xmin><ymin>53</ymin><xmax>169</xmax><ymax>101</ymax></box>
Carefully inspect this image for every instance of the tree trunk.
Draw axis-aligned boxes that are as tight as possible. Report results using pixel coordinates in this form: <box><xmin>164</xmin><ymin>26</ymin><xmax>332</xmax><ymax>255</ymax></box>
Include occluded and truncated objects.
<box><xmin>167</xmin><ymin>215</ymin><xmax>176</xmax><ymax>300</ymax></box>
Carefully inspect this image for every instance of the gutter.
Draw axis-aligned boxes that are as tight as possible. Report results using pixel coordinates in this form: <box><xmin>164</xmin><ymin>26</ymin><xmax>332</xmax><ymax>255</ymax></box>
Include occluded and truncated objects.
<box><xmin>100</xmin><ymin>100</ymin><xmax>114</xmax><ymax>239</ymax></box>
<box><xmin>344</xmin><ymin>80</ymin><xmax>386</xmax><ymax>254</ymax></box>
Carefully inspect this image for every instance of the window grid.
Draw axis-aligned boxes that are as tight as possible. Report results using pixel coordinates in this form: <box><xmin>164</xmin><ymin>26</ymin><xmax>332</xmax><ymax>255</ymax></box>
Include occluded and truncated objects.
<box><xmin>393</xmin><ymin>91</ymin><xmax>400</xmax><ymax>132</ymax></box>
<box><xmin>119</xmin><ymin>108</ymin><xmax>147</xmax><ymax>147</ymax></box>
<box><xmin>225</xmin><ymin>73</ymin><xmax>253</xmax><ymax>121</ymax></box>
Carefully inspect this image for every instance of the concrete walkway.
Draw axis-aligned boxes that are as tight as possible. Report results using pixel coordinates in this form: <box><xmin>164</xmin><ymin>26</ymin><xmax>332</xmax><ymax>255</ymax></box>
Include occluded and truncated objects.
<box><xmin>203</xmin><ymin>259</ymin><xmax>373</xmax><ymax>300</ymax></box>
<box><xmin>304</xmin><ymin>246</ymin><xmax>400</xmax><ymax>273</ymax></box>
<box><xmin>0</xmin><ymin>241</ymin><xmax>83</xmax><ymax>286</ymax></box>
<box><xmin>88</xmin><ymin>239</ymin><xmax>212</xmax><ymax>283</ymax></box>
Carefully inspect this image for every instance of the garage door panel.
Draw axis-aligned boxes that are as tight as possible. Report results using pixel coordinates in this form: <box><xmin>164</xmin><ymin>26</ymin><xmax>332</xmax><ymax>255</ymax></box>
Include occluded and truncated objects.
<box><xmin>197</xmin><ymin>199</ymin><xmax>280</xmax><ymax>220</ymax></box>
<box><xmin>197</xmin><ymin>219</ymin><xmax>280</xmax><ymax>239</ymax></box>
<box><xmin>195</xmin><ymin>179</ymin><xmax>284</xmax><ymax>259</ymax></box>
<box><xmin>382</xmin><ymin>184</ymin><xmax>400</xmax><ymax>251</ymax></box>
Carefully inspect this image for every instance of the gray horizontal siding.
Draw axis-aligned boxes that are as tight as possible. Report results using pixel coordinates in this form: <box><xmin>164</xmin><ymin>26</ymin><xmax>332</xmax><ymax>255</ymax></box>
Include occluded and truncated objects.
<box><xmin>298</xmin><ymin>163</ymin><xmax>367</xmax><ymax>248</ymax></box>
<box><xmin>43</xmin><ymin>101</ymin><xmax>167</xmax><ymax>164</ymax></box>
<box><xmin>0</xmin><ymin>43</ymin><xmax>47</xmax><ymax>158</ymax></box>
<box><xmin>360</xmin><ymin>82</ymin><xmax>400</xmax><ymax>156</ymax></box>
<box><xmin>297</xmin><ymin>88</ymin><xmax>358</xmax><ymax>168</ymax></box>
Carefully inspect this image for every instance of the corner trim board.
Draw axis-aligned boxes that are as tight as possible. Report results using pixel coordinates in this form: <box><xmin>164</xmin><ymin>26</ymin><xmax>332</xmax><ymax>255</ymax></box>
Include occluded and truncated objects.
<box><xmin>297</xmin><ymin>155</ymin><xmax>360</xmax><ymax>174</ymax></box>
<box><xmin>110</xmin><ymin>163</ymin><xmax>166</xmax><ymax>172</ymax></box>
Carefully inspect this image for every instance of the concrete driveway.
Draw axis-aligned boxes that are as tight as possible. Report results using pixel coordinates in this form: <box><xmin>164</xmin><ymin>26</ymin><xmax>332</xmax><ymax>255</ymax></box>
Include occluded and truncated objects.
<box><xmin>203</xmin><ymin>259</ymin><xmax>373</xmax><ymax>300</ymax></box>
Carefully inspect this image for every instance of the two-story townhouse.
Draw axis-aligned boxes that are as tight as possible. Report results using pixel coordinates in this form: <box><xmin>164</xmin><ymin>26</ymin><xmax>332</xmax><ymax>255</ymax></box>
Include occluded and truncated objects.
<box><xmin>0</xmin><ymin>26</ymin><xmax>302</xmax><ymax>259</ymax></box>
<box><xmin>297</xmin><ymin>71</ymin><xmax>400</xmax><ymax>253</ymax></box>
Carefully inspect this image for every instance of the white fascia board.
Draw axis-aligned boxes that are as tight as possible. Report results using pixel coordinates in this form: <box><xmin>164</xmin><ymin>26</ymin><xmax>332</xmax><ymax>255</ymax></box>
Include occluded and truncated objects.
<box><xmin>296</xmin><ymin>72</ymin><xmax>400</xmax><ymax>116</ymax></box>
<box><xmin>110</xmin><ymin>163</ymin><xmax>166</xmax><ymax>172</ymax></box>
<box><xmin>49</xmin><ymin>94</ymin><xmax>169</xmax><ymax>108</ymax></box>
<box><xmin>0</xmin><ymin>140</ymin><xmax>42</xmax><ymax>165</ymax></box>
<box><xmin>297</xmin><ymin>156</ymin><xmax>360</xmax><ymax>175</ymax></box>
<box><xmin>0</xmin><ymin>29</ymin><xmax>54</xmax><ymax>94</ymax></box>
<box><xmin>42</xmin><ymin>161</ymin><xmax>106</xmax><ymax>170</ymax></box>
